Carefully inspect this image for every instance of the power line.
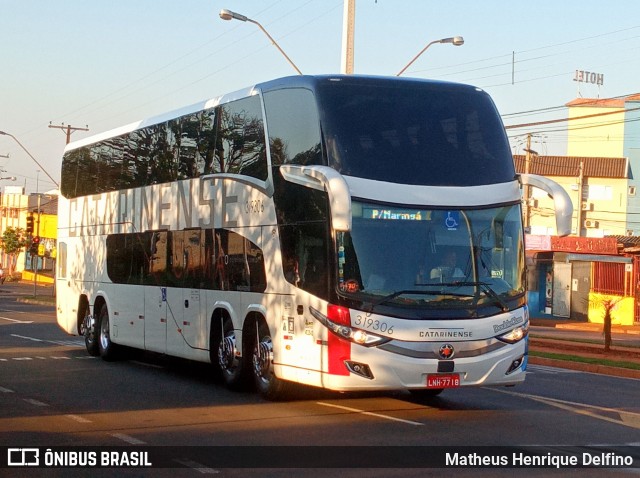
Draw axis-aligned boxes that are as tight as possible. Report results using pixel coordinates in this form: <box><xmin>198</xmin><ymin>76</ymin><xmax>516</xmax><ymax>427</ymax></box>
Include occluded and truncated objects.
<box><xmin>48</xmin><ymin>123</ymin><xmax>89</xmax><ymax>145</ymax></box>
<box><xmin>504</xmin><ymin>105</ymin><xmax>640</xmax><ymax>130</ymax></box>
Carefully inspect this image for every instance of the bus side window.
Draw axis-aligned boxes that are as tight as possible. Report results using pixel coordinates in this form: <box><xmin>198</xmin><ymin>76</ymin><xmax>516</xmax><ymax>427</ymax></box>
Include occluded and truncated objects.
<box><xmin>216</xmin><ymin>96</ymin><xmax>268</xmax><ymax>181</ymax></box>
<box><xmin>213</xmin><ymin>229</ymin><xmax>266</xmax><ymax>293</ymax></box>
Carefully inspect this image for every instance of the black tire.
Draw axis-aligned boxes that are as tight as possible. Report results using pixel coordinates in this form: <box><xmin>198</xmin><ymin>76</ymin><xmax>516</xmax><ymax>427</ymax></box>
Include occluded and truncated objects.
<box><xmin>97</xmin><ymin>304</ymin><xmax>118</xmax><ymax>361</ymax></box>
<box><xmin>213</xmin><ymin>317</ymin><xmax>251</xmax><ymax>390</ymax></box>
<box><xmin>253</xmin><ymin>319</ymin><xmax>292</xmax><ymax>400</ymax></box>
<box><xmin>83</xmin><ymin>305</ymin><xmax>100</xmax><ymax>357</ymax></box>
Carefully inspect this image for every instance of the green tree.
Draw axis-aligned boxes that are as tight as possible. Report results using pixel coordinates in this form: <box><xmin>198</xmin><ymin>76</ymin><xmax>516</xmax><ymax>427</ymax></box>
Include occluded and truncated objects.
<box><xmin>0</xmin><ymin>227</ymin><xmax>30</xmax><ymax>277</ymax></box>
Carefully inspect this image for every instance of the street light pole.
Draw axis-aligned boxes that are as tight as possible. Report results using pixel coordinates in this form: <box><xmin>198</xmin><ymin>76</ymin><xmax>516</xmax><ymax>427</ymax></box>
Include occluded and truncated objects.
<box><xmin>340</xmin><ymin>0</ymin><xmax>356</xmax><ymax>74</ymax></box>
<box><xmin>33</xmin><ymin>171</ymin><xmax>40</xmax><ymax>297</ymax></box>
<box><xmin>0</xmin><ymin>131</ymin><xmax>59</xmax><ymax>188</ymax></box>
<box><xmin>396</xmin><ymin>36</ymin><xmax>464</xmax><ymax>77</ymax></box>
<box><xmin>219</xmin><ymin>9</ymin><xmax>302</xmax><ymax>75</ymax></box>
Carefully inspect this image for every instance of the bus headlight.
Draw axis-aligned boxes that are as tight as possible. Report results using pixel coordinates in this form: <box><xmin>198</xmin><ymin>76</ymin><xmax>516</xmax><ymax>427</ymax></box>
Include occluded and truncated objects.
<box><xmin>497</xmin><ymin>322</ymin><xmax>529</xmax><ymax>344</ymax></box>
<box><xmin>310</xmin><ymin>305</ymin><xmax>391</xmax><ymax>347</ymax></box>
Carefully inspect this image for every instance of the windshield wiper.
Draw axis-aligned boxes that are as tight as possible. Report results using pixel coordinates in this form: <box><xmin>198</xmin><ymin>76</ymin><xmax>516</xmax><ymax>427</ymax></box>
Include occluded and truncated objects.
<box><xmin>366</xmin><ymin>289</ymin><xmax>470</xmax><ymax>312</ymax></box>
<box><xmin>443</xmin><ymin>281</ymin><xmax>509</xmax><ymax>312</ymax></box>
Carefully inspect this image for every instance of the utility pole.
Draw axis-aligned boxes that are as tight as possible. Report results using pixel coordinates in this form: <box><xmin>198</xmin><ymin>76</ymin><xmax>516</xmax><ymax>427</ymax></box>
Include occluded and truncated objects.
<box><xmin>340</xmin><ymin>0</ymin><xmax>356</xmax><ymax>74</ymax></box>
<box><xmin>48</xmin><ymin>122</ymin><xmax>89</xmax><ymax>144</ymax></box>
<box><xmin>523</xmin><ymin>133</ymin><xmax>532</xmax><ymax>232</ymax></box>
<box><xmin>522</xmin><ymin>133</ymin><xmax>540</xmax><ymax>234</ymax></box>
<box><xmin>576</xmin><ymin>161</ymin><xmax>584</xmax><ymax>237</ymax></box>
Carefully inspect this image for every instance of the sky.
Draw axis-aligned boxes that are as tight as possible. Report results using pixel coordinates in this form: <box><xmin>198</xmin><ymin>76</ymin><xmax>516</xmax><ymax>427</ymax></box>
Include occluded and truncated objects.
<box><xmin>1</xmin><ymin>0</ymin><xmax>639</xmax><ymax>193</ymax></box>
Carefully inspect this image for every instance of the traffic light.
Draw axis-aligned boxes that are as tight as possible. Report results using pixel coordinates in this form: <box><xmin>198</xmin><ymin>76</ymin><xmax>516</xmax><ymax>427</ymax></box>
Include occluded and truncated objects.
<box><xmin>30</xmin><ymin>236</ymin><xmax>40</xmax><ymax>255</ymax></box>
<box><xmin>26</xmin><ymin>213</ymin><xmax>34</xmax><ymax>234</ymax></box>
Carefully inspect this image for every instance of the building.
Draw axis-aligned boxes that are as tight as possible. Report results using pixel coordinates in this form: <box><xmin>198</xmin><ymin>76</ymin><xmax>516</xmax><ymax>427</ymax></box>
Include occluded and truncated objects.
<box><xmin>566</xmin><ymin>94</ymin><xmax>640</xmax><ymax>235</ymax></box>
<box><xmin>0</xmin><ymin>185</ymin><xmax>58</xmax><ymax>283</ymax></box>
<box><xmin>517</xmin><ymin>93</ymin><xmax>640</xmax><ymax>325</ymax></box>
<box><xmin>514</xmin><ymin>154</ymin><xmax>628</xmax><ymax>237</ymax></box>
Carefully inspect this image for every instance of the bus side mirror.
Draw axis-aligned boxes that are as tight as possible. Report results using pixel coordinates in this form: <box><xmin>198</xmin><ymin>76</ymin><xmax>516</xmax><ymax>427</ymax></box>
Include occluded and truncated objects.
<box><xmin>280</xmin><ymin>165</ymin><xmax>352</xmax><ymax>231</ymax></box>
<box><xmin>518</xmin><ymin>173</ymin><xmax>573</xmax><ymax>236</ymax></box>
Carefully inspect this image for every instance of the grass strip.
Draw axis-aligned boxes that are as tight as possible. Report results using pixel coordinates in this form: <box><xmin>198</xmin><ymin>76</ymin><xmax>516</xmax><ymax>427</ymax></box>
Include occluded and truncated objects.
<box><xmin>530</xmin><ymin>334</ymin><xmax>640</xmax><ymax>350</ymax></box>
<box><xmin>529</xmin><ymin>350</ymin><xmax>640</xmax><ymax>371</ymax></box>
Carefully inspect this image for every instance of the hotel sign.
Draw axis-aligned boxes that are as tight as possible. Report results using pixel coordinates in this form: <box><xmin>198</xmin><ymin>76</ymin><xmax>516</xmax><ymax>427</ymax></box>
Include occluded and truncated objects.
<box><xmin>574</xmin><ymin>70</ymin><xmax>604</xmax><ymax>86</ymax></box>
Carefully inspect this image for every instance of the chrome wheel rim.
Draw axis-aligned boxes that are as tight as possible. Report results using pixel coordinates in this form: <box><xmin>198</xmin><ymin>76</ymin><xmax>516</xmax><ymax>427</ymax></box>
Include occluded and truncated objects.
<box><xmin>253</xmin><ymin>334</ymin><xmax>274</xmax><ymax>385</ymax></box>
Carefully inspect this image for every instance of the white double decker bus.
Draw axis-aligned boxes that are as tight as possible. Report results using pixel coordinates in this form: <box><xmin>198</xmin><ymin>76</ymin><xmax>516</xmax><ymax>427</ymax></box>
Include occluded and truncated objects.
<box><xmin>56</xmin><ymin>75</ymin><xmax>572</xmax><ymax>399</ymax></box>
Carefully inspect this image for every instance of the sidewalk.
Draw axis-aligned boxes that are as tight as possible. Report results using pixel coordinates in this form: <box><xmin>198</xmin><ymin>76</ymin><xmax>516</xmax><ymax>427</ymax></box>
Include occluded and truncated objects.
<box><xmin>0</xmin><ymin>279</ymin><xmax>54</xmax><ymax>293</ymax></box>
<box><xmin>531</xmin><ymin>317</ymin><xmax>640</xmax><ymax>335</ymax></box>
<box><xmin>0</xmin><ymin>279</ymin><xmax>56</xmax><ymax>304</ymax></box>
<box><xmin>529</xmin><ymin>317</ymin><xmax>640</xmax><ymax>379</ymax></box>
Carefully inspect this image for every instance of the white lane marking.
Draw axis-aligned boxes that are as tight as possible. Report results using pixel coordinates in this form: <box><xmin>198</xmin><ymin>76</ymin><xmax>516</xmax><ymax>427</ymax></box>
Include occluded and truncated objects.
<box><xmin>10</xmin><ymin>334</ymin><xmax>84</xmax><ymax>347</ymax></box>
<box><xmin>0</xmin><ymin>386</ymin><xmax>15</xmax><ymax>393</ymax></box>
<box><xmin>0</xmin><ymin>355</ymin><xmax>95</xmax><ymax>362</ymax></box>
<box><xmin>317</xmin><ymin>402</ymin><xmax>423</xmax><ymax>426</ymax></box>
<box><xmin>527</xmin><ymin>364</ymin><xmax>581</xmax><ymax>374</ymax></box>
<box><xmin>23</xmin><ymin>398</ymin><xmax>49</xmax><ymax>407</ymax></box>
<box><xmin>65</xmin><ymin>414</ymin><xmax>93</xmax><ymax>424</ymax></box>
<box><xmin>489</xmin><ymin>388</ymin><xmax>640</xmax><ymax>430</ymax></box>
<box><xmin>0</xmin><ymin>317</ymin><xmax>33</xmax><ymax>324</ymax></box>
<box><xmin>10</xmin><ymin>334</ymin><xmax>42</xmax><ymax>342</ymax></box>
<box><xmin>111</xmin><ymin>433</ymin><xmax>146</xmax><ymax>445</ymax></box>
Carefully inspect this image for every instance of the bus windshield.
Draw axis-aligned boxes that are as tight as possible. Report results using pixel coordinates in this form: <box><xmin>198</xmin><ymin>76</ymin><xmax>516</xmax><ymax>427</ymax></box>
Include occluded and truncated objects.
<box><xmin>336</xmin><ymin>201</ymin><xmax>525</xmax><ymax>316</ymax></box>
<box><xmin>317</xmin><ymin>79</ymin><xmax>515</xmax><ymax>187</ymax></box>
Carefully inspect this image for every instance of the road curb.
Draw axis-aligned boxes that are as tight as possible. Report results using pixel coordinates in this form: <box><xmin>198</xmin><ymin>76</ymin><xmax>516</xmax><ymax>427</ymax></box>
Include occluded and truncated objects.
<box><xmin>529</xmin><ymin>356</ymin><xmax>640</xmax><ymax>380</ymax></box>
<box><xmin>16</xmin><ymin>297</ymin><xmax>56</xmax><ymax>307</ymax></box>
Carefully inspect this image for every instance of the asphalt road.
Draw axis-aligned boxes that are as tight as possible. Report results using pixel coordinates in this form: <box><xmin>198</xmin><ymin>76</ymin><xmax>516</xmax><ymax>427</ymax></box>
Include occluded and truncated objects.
<box><xmin>1</xmin><ymin>291</ymin><xmax>639</xmax><ymax>477</ymax></box>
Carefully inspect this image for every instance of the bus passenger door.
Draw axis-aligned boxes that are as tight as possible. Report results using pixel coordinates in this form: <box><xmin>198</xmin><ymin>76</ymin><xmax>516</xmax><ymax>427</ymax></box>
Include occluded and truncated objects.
<box><xmin>143</xmin><ymin>285</ymin><xmax>186</xmax><ymax>357</ymax></box>
<box><xmin>144</xmin><ymin>286</ymin><xmax>167</xmax><ymax>353</ymax></box>
<box><xmin>144</xmin><ymin>231</ymin><xmax>169</xmax><ymax>353</ymax></box>
<box><xmin>166</xmin><ymin>230</ymin><xmax>205</xmax><ymax>358</ymax></box>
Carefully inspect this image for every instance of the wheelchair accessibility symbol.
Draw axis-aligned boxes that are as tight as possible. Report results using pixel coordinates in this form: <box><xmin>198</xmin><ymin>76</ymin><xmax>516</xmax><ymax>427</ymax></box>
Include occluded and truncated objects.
<box><xmin>445</xmin><ymin>211</ymin><xmax>459</xmax><ymax>230</ymax></box>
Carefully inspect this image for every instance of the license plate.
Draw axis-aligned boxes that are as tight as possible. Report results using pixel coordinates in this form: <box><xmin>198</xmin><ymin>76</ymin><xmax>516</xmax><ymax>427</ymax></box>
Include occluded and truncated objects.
<box><xmin>427</xmin><ymin>373</ymin><xmax>460</xmax><ymax>389</ymax></box>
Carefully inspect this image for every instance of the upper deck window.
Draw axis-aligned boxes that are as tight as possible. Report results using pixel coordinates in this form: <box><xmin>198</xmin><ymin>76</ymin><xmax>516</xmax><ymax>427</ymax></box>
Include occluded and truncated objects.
<box><xmin>263</xmin><ymin>88</ymin><xmax>322</xmax><ymax>166</ymax></box>
<box><xmin>317</xmin><ymin>80</ymin><xmax>515</xmax><ymax>186</ymax></box>
<box><xmin>60</xmin><ymin>96</ymin><xmax>267</xmax><ymax>199</ymax></box>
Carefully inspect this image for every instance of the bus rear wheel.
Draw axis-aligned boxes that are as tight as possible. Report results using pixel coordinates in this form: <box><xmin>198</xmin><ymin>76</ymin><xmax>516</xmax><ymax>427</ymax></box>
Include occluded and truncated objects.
<box><xmin>253</xmin><ymin>320</ymin><xmax>291</xmax><ymax>400</ymax></box>
<box><xmin>83</xmin><ymin>306</ymin><xmax>99</xmax><ymax>357</ymax></box>
<box><xmin>97</xmin><ymin>304</ymin><xmax>118</xmax><ymax>361</ymax></box>
<box><xmin>215</xmin><ymin>318</ymin><xmax>251</xmax><ymax>390</ymax></box>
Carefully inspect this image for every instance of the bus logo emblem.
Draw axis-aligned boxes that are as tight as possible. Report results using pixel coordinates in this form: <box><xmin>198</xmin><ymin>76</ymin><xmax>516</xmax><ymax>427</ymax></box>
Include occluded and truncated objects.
<box><xmin>438</xmin><ymin>344</ymin><xmax>455</xmax><ymax>359</ymax></box>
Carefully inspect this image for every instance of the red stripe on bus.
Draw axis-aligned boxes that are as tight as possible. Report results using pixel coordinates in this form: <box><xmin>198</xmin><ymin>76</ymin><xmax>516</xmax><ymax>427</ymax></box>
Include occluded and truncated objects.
<box><xmin>328</xmin><ymin>333</ymin><xmax>350</xmax><ymax>376</ymax></box>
